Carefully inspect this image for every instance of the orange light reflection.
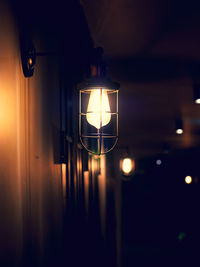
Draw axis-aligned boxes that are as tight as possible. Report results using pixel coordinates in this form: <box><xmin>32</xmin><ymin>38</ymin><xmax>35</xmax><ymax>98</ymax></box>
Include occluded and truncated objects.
<box><xmin>98</xmin><ymin>155</ymin><xmax>106</xmax><ymax>235</ymax></box>
<box><xmin>84</xmin><ymin>171</ymin><xmax>89</xmax><ymax>215</ymax></box>
<box><xmin>61</xmin><ymin>163</ymin><xmax>67</xmax><ymax>203</ymax></box>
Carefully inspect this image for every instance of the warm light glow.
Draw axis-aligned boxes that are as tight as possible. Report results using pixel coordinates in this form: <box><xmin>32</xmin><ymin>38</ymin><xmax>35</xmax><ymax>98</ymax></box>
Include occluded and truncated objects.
<box><xmin>86</xmin><ymin>89</ymin><xmax>111</xmax><ymax>129</ymax></box>
<box><xmin>121</xmin><ymin>158</ymin><xmax>134</xmax><ymax>175</ymax></box>
<box><xmin>97</xmin><ymin>155</ymin><xmax>106</xmax><ymax>235</ymax></box>
<box><xmin>176</xmin><ymin>129</ymin><xmax>183</xmax><ymax>134</ymax></box>
<box><xmin>195</xmin><ymin>98</ymin><xmax>200</xmax><ymax>104</ymax></box>
<box><xmin>0</xmin><ymin>82</ymin><xmax>15</xmax><ymax>135</ymax></box>
<box><xmin>28</xmin><ymin>58</ymin><xmax>32</xmax><ymax>65</ymax></box>
<box><xmin>84</xmin><ymin>171</ymin><xmax>89</xmax><ymax>214</ymax></box>
<box><xmin>185</xmin><ymin>176</ymin><xmax>192</xmax><ymax>184</ymax></box>
<box><xmin>61</xmin><ymin>164</ymin><xmax>67</xmax><ymax>201</ymax></box>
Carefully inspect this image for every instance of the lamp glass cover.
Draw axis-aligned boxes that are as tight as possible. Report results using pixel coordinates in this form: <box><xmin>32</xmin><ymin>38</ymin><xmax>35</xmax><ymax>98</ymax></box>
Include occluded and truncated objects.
<box><xmin>79</xmin><ymin>87</ymin><xmax>118</xmax><ymax>155</ymax></box>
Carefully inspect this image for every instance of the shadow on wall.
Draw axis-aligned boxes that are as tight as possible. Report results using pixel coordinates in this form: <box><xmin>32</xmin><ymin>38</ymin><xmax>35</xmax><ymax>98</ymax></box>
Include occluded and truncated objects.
<box><xmin>52</xmin><ymin>125</ymin><xmax>64</xmax><ymax>164</ymax></box>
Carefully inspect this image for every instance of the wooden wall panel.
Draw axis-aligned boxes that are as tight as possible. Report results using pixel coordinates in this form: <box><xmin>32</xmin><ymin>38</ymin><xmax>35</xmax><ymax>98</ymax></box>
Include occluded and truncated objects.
<box><xmin>22</xmin><ymin>47</ymin><xmax>64</xmax><ymax>265</ymax></box>
<box><xmin>0</xmin><ymin>1</ymin><xmax>120</xmax><ymax>266</ymax></box>
<box><xmin>0</xmin><ymin>1</ymin><xmax>64</xmax><ymax>265</ymax></box>
<box><xmin>0</xmin><ymin>0</ymin><xmax>23</xmax><ymax>264</ymax></box>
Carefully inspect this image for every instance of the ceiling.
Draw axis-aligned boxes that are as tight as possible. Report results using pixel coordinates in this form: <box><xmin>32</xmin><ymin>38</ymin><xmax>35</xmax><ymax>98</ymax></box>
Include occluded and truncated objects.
<box><xmin>81</xmin><ymin>0</ymin><xmax>200</xmax><ymax>157</ymax></box>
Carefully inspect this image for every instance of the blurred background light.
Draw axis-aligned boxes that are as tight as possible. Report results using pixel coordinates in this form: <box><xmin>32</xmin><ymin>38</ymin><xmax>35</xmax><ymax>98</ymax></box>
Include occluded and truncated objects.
<box><xmin>175</xmin><ymin>119</ymin><xmax>184</xmax><ymax>135</ymax></box>
<box><xmin>156</xmin><ymin>159</ymin><xmax>162</xmax><ymax>165</ymax></box>
<box><xmin>176</xmin><ymin>128</ymin><xmax>183</xmax><ymax>135</ymax></box>
<box><xmin>121</xmin><ymin>157</ymin><xmax>135</xmax><ymax>176</ymax></box>
<box><xmin>185</xmin><ymin>175</ymin><xmax>192</xmax><ymax>184</ymax></box>
<box><xmin>193</xmin><ymin>84</ymin><xmax>200</xmax><ymax>104</ymax></box>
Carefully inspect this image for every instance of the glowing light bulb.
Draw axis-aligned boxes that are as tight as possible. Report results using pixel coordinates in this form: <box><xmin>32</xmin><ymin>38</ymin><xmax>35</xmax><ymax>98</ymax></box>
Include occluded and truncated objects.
<box><xmin>185</xmin><ymin>176</ymin><xmax>192</xmax><ymax>184</ymax></box>
<box><xmin>176</xmin><ymin>129</ymin><xmax>183</xmax><ymax>134</ymax></box>
<box><xmin>86</xmin><ymin>89</ymin><xmax>111</xmax><ymax>129</ymax></box>
<box><xmin>121</xmin><ymin>158</ymin><xmax>134</xmax><ymax>175</ymax></box>
<box><xmin>195</xmin><ymin>98</ymin><xmax>200</xmax><ymax>104</ymax></box>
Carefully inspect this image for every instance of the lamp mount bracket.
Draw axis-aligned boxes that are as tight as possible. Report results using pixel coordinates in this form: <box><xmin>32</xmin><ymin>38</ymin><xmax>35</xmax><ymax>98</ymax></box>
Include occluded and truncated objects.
<box><xmin>20</xmin><ymin>34</ymin><xmax>56</xmax><ymax>78</ymax></box>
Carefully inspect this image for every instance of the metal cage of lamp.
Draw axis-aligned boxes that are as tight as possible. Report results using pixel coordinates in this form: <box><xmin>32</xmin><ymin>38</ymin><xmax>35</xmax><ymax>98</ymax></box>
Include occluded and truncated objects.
<box><xmin>79</xmin><ymin>78</ymin><xmax>119</xmax><ymax>155</ymax></box>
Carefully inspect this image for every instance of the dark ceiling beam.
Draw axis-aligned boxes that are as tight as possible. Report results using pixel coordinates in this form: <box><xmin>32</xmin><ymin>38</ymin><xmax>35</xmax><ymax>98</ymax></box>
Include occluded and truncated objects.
<box><xmin>108</xmin><ymin>58</ymin><xmax>200</xmax><ymax>83</ymax></box>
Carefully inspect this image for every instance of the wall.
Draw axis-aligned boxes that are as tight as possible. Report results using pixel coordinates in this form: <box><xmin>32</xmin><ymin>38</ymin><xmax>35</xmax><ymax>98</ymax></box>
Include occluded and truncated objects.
<box><xmin>0</xmin><ymin>1</ymin><xmax>120</xmax><ymax>266</ymax></box>
<box><xmin>0</xmin><ymin>1</ymin><xmax>23</xmax><ymax>264</ymax></box>
<box><xmin>0</xmin><ymin>1</ymin><xmax>63</xmax><ymax>265</ymax></box>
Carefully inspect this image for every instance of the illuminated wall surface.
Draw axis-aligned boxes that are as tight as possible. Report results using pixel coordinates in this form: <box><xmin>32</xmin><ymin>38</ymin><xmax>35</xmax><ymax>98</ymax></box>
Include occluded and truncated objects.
<box><xmin>0</xmin><ymin>1</ymin><xmax>117</xmax><ymax>266</ymax></box>
<box><xmin>0</xmin><ymin>1</ymin><xmax>24</xmax><ymax>262</ymax></box>
<box><xmin>0</xmin><ymin>1</ymin><xmax>62</xmax><ymax>264</ymax></box>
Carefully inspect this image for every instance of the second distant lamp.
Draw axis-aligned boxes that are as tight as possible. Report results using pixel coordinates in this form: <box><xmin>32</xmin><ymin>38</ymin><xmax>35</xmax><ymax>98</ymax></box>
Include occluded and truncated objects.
<box><xmin>193</xmin><ymin>84</ymin><xmax>200</xmax><ymax>104</ymax></box>
<box><xmin>120</xmin><ymin>157</ymin><xmax>135</xmax><ymax>176</ymax></box>
<box><xmin>175</xmin><ymin>119</ymin><xmax>183</xmax><ymax>135</ymax></box>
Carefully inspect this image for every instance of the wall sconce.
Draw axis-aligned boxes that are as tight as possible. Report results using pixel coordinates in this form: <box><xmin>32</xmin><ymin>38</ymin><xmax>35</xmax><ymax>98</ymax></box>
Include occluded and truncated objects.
<box><xmin>20</xmin><ymin>35</ymin><xmax>67</xmax><ymax>165</ymax></box>
<box><xmin>20</xmin><ymin>34</ymin><xmax>36</xmax><ymax>77</ymax></box>
<box><xmin>20</xmin><ymin>34</ymin><xmax>55</xmax><ymax>77</ymax></box>
<box><xmin>193</xmin><ymin>84</ymin><xmax>200</xmax><ymax>104</ymax></box>
<box><xmin>175</xmin><ymin>119</ymin><xmax>183</xmax><ymax>135</ymax></box>
<box><xmin>120</xmin><ymin>157</ymin><xmax>135</xmax><ymax>177</ymax></box>
<box><xmin>78</xmin><ymin>48</ymin><xmax>120</xmax><ymax>155</ymax></box>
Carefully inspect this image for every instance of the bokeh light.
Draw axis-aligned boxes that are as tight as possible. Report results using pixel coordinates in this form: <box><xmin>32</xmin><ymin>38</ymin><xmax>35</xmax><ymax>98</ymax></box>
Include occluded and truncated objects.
<box><xmin>176</xmin><ymin>129</ymin><xmax>183</xmax><ymax>135</ymax></box>
<box><xmin>185</xmin><ymin>176</ymin><xmax>192</xmax><ymax>184</ymax></box>
<box><xmin>156</xmin><ymin>159</ymin><xmax>162</xmax><ymax>165</ymax></box>
<box><xmin>121</xmin><ymin>158</ymin><xmax>135</xmax><ymax>176</ymax></box>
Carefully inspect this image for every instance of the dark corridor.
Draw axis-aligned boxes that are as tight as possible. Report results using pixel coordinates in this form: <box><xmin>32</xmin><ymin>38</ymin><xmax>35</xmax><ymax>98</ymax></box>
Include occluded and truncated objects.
<box><xmin>0</xmin><ymin>0</ymin><xmax>200</xmax><ymax>266</ymax></box>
